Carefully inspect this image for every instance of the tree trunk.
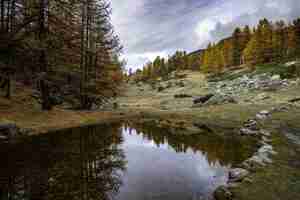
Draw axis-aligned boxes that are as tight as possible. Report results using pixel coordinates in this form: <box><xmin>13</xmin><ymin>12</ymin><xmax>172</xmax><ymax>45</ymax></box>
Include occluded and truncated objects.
<box><xmin>0</xmin><ymin>0</ymin><xmax>4</xmax><ymax>30</ymax></box>
<box><xmin>80</xmin><ymin>0</ymin><xmax>85</xmax><ymax>108</ymax></box>
<box><xmin>5</xmin><ymin>74</ymin><xmax>10</xmax><ymax>98</ymax></box>
<box><xmin>39</xmin><ymin>0</ymin><xmax>52</xmax><ymax>110</ymax></box>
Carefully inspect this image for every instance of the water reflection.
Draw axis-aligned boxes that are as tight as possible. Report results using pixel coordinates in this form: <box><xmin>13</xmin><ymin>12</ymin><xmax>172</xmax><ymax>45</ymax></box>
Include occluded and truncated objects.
<box><xmin>0</xmin><ymin>124</ymin><xmax>126</xmax><ymax>200</ymax></box>
<box><xmin>0</xmin><ymin>122</ymin><xmax>256</xmax><ymax>200</ymax></box>
<box><xmin>117</xmin><ymin>123</ymin><xmax>256</xmax><ymax>200</ymax></box>
<box><xmin>125</xmin><ymin>122</ymin><xmax>257</xmax><ymax>166</ymax></box>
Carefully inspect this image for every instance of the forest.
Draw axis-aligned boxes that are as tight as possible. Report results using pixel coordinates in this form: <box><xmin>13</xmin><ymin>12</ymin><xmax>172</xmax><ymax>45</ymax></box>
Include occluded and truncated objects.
<box><xmin>0</xmin><ymin>0</ymin><xmax>124</xmax><ymax>110</ymax></box>
<box><xmin>135</xmin><ymin>18</ymin><xmax>300</xmax><ymax>81</ymax></box>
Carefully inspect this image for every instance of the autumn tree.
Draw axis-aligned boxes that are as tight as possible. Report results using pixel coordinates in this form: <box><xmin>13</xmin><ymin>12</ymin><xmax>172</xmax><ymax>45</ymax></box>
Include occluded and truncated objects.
<box><xmin>232</xmin><ymin>27</ymin><xmax>243</xmax><ymax>66</ymax></box>
<box><xmin>272</xmin><ymin>20</ymin><xmax>287</xmax><ymax>62</ymax></box>
<box><xmin>294</xmin><ymin>18</ymin><xmax>300</xmax><ymax>57</ymax></box>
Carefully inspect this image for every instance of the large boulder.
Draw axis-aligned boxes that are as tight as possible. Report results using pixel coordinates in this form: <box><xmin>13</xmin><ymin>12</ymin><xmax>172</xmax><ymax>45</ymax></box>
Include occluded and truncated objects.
<box><xmin>193</xmin><ymin>94</ymin><xmax>214</xmax><ymax>104</ymax></box>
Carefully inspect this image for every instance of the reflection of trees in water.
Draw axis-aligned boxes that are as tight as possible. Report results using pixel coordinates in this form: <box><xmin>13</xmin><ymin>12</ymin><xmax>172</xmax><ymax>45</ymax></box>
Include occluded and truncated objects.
<box><xmin>124</xmin><ymin>123</ymin><xmax>257</xmax><ymax>166</ymax></box>
<box><xmin>0</xmin><ymin>124</ymin><xmax>126</xmax><ymax>200</ymax></box>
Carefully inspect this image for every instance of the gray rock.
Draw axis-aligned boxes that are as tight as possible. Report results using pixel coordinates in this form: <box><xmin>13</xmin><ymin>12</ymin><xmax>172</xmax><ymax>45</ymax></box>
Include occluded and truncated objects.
<box><xmin>240</xmin><ymin>128</ymin><xmax>259</xmax><ymax>136</ymax></box>
<box><xmin>244</xmin><ymin>119</ymin><xmax>259</xmax><ymax>130</ymax></box>
<box><xmin>260</xmin><ymin>130</ymin><xmax>271</xmax><ymax>137</ymax></box>
<box><xmin>260</xmin><ymin>110</ymin><xmax>270</xmax><ymax>115</ymax></box>
<box><xmin>243</xmin><ymin>177</ymin><xmax>254</xmax><ymax>184</ymax></box>
<box><xmin>284</xmin><ymin>61</ymin><xmax>299</xmax><ymax>67</ymax></box>
<box><xmin>228</xmin><ymin>168</ymin><xmax>249</xmax><ymax>182</ymax></box>
<box><xmin>244</xmin><ymin>155</ymin><xmax>267</xmax><ymax>167</ymax></box>
<box><xmin>0</xmin><ymin>135</ymin><xmax>8</xmax><ymax>140</ymax></box>
<box><xmin>271</xmin><ymin>75</ymin><xmax>281</xmax><ymax>81</ymax></box>
<box><xmin>256</xmin><ymin>110</ymin><xmax>270</xmax><ymax>120</ymax></box>
<box><xmin>214</xmin><ymin>186</ymin><xmax>233</xmax><ymax>200</ymax></box>
<box><xmin>258</xmin><ymin>144</ymin><xmax>277</xmax><ymax>155</ymax></box>
<box><xmin>0</xmin><ymin>123</ymin><xmax>18</xmax><ymax>138</ymax></box>
<box><xmin>193</xmin><ymin>94</ymin><xmax>214</xmax><ymax>104</ymax></box>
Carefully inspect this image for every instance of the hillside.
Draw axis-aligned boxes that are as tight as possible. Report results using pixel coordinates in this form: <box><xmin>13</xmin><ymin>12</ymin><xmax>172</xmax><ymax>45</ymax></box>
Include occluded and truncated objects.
<box><xmin>119</xmin><ymin>61</ymin><xmax>300</xmax><ymax>113</ymax></box>
<box><xmin>117</xmin><ymin>61</ymin><xmax>300</xmax><ymax>200</ymax></box>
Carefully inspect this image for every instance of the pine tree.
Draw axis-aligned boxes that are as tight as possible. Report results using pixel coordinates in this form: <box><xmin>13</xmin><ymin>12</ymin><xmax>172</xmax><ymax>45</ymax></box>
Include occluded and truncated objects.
<box><xmin>272</xmin><ymin>20</ymin><xmax>287</xmax><ymax>62</ymax></box>
<box><xmin>259</xmin><ymin>18</ymin><xmax>274</xmax><ymax>62</ymax></box>
<box><xmin>232</xmin><ymin>27</ymin><xmax>243</xmax><ymax>66</ymax></box>
<box><xmin>293</xmin><ymin>18</ymin><xmax>300</xmax><ymax>57</ymax></box>
<box><xmin>287</xmin><ymin>23</ymin><xmax>297</xmax><ymax>59</ymax></box>
<box><xmin>223</xmin><ymin>38</ymin><xmax>233</xmax><ymax>68</ymax></box>
<box><xmin>243</xmin><ymin>36</ymin><xmax>257</xmax><ymax>65</ymax></box>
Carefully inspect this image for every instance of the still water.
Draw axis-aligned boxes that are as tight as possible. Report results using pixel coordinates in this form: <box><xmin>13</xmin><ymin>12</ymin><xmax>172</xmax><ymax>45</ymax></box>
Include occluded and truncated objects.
<box><xmin>0</xmin><ymin>122</ymin><xmax>256</xmax><ymax>200</ymax></box>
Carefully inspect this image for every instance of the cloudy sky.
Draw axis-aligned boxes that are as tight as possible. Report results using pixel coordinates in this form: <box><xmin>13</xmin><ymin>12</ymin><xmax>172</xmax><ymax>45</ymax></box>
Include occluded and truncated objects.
<box><xmin>110</xmin><ymin>0</ymin><xmax>300</xmax><ymax>71</ymax></box>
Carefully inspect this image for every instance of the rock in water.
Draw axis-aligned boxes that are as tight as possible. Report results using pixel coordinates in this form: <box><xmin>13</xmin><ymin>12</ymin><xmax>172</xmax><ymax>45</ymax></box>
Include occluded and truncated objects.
<box><xmin>228</xmin><ymin>168</ymin><xmax>249</xmax><ymax>182</ymax></box>
<box><xmin>214</xmin><ymin>186</ymin><xmax>233</xmax><ymax>200</ymax></box>
<box><xmin>240</xmin><ymin>128</ymin><xmax>259</xmax><ymax>136</ymax></box>
<box><xmin>243</xmin><ymin>119</ymin><xmax>259</xmax><ymax>130</ymax></box>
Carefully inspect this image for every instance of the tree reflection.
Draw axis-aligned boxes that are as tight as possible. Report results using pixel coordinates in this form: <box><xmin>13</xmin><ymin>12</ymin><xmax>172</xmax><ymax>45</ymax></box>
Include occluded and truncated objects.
<box><xmin>126</xmin><ymin>122</ymin><xmax>258</xmax><ymax>166</ymax></box>
<box><xmin>0</xmin><ymin>124</ymin><xmax>126</xmax><ymax>200</ymax></box>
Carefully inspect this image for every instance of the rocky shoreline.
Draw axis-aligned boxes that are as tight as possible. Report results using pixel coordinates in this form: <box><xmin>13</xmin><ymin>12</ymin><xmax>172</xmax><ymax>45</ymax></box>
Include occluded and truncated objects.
<box><xmin>213</xmin><ymin>102</ymin><xmax>296</xmax><ymax>200</ymax></box>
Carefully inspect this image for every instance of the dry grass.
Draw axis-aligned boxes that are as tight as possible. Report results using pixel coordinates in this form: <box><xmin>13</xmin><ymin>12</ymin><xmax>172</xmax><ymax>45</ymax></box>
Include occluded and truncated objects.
<box><xmin>0</xmin><ymin>84</ymin><xmax>134</xmax><ymax>135</ymax></box>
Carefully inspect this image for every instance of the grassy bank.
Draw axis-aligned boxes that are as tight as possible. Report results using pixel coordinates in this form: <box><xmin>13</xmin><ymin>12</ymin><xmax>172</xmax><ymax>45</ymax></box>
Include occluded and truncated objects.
<box><xmin>0</xmin><ymin>86</ymin><xmax>137</xmax><ymax>134</ymax></box>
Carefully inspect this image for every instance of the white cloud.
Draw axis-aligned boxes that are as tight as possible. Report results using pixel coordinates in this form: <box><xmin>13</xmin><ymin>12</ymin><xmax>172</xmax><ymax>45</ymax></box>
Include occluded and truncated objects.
<box><xmin>125</xmin><ymin>51</ymin><xmax>169</xmax><ymax>71</ymax></box>
<box><xmin>111</xmin><ymin>0</ymin><xmax>300</xmax><ymax>70</ymax></box>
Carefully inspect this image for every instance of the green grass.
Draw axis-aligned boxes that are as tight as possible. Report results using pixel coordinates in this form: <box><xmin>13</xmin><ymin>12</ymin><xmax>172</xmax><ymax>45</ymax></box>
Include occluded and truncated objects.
<box><xmin>231</xmin><ymin>109</ymin><xmax>300</xmax><ymax>200</ymax></box>
<box><xmin>207</xmin><ymin>68</ymin><xmax>251</xmax><ymax>82</ymax></box>
<box><xmin>251</xmin><ymin>63</ymin><xmax>290</xmax><ymax>78</ymax></box>
<box><xmin>231</xmin><ymin>132</ymin><xmax>300</xmax><ymax>200</ymax></box>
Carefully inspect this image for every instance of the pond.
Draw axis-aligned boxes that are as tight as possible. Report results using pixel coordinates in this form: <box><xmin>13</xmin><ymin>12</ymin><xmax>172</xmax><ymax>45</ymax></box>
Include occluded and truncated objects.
<box><xmin>0</xmin><ymin>122</ymin><xmax>257</xmax><ymax>200</ymax></box>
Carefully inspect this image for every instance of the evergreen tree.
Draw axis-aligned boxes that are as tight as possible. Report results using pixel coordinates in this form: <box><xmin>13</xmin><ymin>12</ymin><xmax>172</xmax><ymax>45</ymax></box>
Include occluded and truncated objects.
<box><xmin>293</xmin><ymin>18</ymin><xmax>300</xmax><ymax>57</ymax></box>
<box><xmin>272</xmin><ymin>20</ymin><xmax>287</xmax><ymax>62</ymax></box>
<box><xmin>232</xmin><ymin>27</ymin><xmax>243</xmax><ymax>66</ymax></box>
<box><xmin>259</xmin><ymin>18</ymin><xmax>274</xmax><ymax>62</ymax></box>
<box><xmin>287</xmin><ymin>23</ymin><xmax>297</xmax><ymax>59</ymax></box>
